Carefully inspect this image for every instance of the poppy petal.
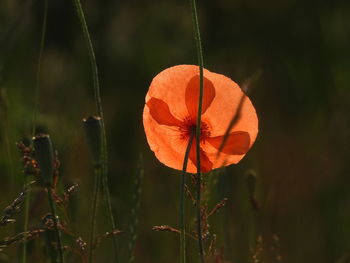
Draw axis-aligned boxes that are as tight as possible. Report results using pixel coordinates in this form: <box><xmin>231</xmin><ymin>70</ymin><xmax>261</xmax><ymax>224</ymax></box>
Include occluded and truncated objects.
<box><xmin>185</xmin><ymin>75</ymin><xmax>216</xmax><ymax>121</ymax></box>
<box><xmin>143</xmin><ymin>65</ymin><xmax>258</xmax><ymax>173</ymax></box>
<box><xmin>144</xmin><ymin>104</ymin><xmax>196</xmax><ymax>172</ymax></box>
<box><xmin>146</xmin><ymin>97</ymin><xmax>183</xmax><ymax>127</ymax></box>
<box><xmin>189</xmin><ymin>141</ymin><xmax>213</xmax><ymax>173</ymax></box>
<box><xmin>207</xmin><ymin>131</ymin><xmax>250</xmax><ymax>155</ymax></box>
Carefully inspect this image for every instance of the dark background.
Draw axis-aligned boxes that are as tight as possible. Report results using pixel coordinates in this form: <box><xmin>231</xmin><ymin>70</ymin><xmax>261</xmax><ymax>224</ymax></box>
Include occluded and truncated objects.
<box><xmin>0</xmin><ymin>0</ymin><xmax>349</xmax><ymax>262</ymax></box>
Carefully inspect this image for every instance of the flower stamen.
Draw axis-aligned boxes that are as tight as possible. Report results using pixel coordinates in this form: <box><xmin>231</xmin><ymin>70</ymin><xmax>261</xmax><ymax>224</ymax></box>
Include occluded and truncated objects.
<box><xmin>179</xmin><ymin>117</ymin><xmax>211</xmax><ymax>142</ymax></box>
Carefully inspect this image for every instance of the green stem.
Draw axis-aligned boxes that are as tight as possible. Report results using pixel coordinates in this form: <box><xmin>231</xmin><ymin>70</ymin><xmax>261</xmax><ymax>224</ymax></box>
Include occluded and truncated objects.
<box><xmin>72</xmin><ymin>0</ymin><xmax>102</xmax><ymax>119</ymax></box>
<box><xmin>127</xmin><ymin>155</ymin><xmax>143</xmax><ymax>263</ymax></box>
<box><xmin>88</xmin><ymin>166</ymin><xmax>102</xmax><ymax>263</ymax></box>
<box><xmin>22</xmin><ymin>180</ymin><xmax>30</xmax><ymax>263</ymax></box>
<box><xmin>31</xmin><ymin>0</ymin><xmax>47</xmax><ymax>137</ymax></box>
<box><xmin>195</xmin><ymin>164</ymin><xmax>205</xmax><ymax>263</ymax></box>
<box><xmin>189</xmin><ymin>0</ymin><xmax>205</xmax><ymax>261</ymax></box>
<box><xmin>101</xmin><ymin>168</ymin><xmax>119</xmax><ymax>261</ymax></box>
<box><xmin>72</xmin><ymin>0</ymin><xmax>119</xmax><ymax>261</ymax></box>
<box><xmin>47</xmin><ymin>186</ymin><xmax>64</xmax><ymax>263</ymax></box>
<box><xmin>180</xmin><ymin>133</ymin><xmax>195</xmax><ymax>263</ymax></box>
<box><xmin>23</xmin><ymin>1</ymin><xmax>48</xmax><ymax>262</ymax></box>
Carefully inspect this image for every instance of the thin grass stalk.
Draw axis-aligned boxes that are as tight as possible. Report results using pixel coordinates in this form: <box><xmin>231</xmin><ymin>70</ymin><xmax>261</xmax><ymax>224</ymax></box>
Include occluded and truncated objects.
<box><xmin>72</xmin><ymin>0</ymin><xmax>119</xmax><ymax>261</ymax></box>
<box><xmin>215</xmin><ymin>71</ymin><xmax>260</xmax><ymax>160</ymax></box>
<box><xmin>215</xmin><ymin>95</ymin><xmax>245</xmax><ymax>159</ymax></box>
<box><xmin>23</xmin><ymin>1</ymin><xmax>48</xmax><ymax>262</ymax></box>
<box><xmin>31</xmin><ymin>0</ymin><xmax>47</xmax><ymax>137</ymax></box>
<box><xmin>0</xmin><ymin>90</ymin><xmax>15</xmax><ymax>186</ymax></box>
<box><xmin>47</xmin><ymin>186</ymin><xmax>64</xmax><ymax>263</ymax></box>
<box><xmin>1</xmin><ymin>91</ymin><xmax>15</xmax><ymax>192</ymax></box>
<box><xmin>180</xmin><ymin>133</ymin><xmax>195</xmax><ymax>263</ymax></box>
<box><xmin>127</xmin><ymin>156</ymin><xmax>144</xmax><ymax>263</ymax></box>
<box><xmin>21</xmin><ymin>179</ymin><xmax>30</xmax><ymax>263</ymax></box>
<box><xmin>88</xmin><ymin>166</ymin><xmax>102</xmax><ymax>263</ymax></box>
<box><xmin>189</xmin><ymin>0</ymin><xmax>205</xmax><ymax>261</ymax></box>
<box><xmin>100</xmin><ymin>162</ymin><xmax>119</xmax><ymax>262</ymax></box>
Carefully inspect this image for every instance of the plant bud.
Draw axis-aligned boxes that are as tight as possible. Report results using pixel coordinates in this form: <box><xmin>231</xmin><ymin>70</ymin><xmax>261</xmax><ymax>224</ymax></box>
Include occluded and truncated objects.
<box><xmin>33</xmin><ymin>134</ymin><xmax>54</xmax><ymax>185</ymax></box>
<box><xmin>245</xmin><ymin>169</ymin><xmax>257</xmax><ymax>197</ymax></box>
<box><xmin>82</xmin><ymin>116</ymin><xmax>102</xmax><ymax>165</ymax></box>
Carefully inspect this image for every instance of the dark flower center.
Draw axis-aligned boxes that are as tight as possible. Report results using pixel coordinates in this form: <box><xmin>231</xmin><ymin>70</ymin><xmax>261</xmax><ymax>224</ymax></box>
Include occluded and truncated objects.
<box><xmin>179</xmin><ymin>117</ymin><xmax>211</xmax><ymax>142</ymax></box>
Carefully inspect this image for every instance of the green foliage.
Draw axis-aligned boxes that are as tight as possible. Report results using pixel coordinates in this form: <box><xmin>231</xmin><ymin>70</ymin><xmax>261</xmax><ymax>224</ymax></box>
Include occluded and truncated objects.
<box><xmin>0</xmin><ymin>0</ymin><xmax>349</xmax><ymax>262</ymax></box>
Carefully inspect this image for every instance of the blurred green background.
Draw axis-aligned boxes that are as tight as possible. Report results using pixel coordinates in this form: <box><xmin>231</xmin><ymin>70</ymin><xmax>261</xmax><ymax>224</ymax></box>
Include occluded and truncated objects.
<box><xmin>0</xmin><ymin>0</ymin><xmax>349</xmax><ymax>262</ymax></box>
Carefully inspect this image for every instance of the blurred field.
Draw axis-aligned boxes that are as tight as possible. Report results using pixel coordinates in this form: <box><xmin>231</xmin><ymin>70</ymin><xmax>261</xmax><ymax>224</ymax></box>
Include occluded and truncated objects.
<box><xmin>0</xmin><ymin>0</ymin><xmax>350</xmax><ymax>262</ymax></box>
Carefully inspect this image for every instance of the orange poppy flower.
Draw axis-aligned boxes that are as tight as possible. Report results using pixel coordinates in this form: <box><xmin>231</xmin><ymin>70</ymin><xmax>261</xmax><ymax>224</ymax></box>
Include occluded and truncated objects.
<box><xmin>143</xmin><ymin>65</ymin><xmax>258</xmax><ymax>174</ymax></box>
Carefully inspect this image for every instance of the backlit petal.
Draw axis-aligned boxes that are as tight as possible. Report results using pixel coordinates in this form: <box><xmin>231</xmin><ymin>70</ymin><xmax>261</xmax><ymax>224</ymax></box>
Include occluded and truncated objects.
<box><xmin>143</xmin><ymin>65</ymin><xmax>258</xmax><ymax>173</ymax></box>
<box><xmin>185</xmin><ymin>75</ymin><xmax>216</xmax><ymax>121</ymax></box>
<box><xmin>146</xmin><ymin>65</ymin><xmax>208</xmax><ymax>121</ymax></box>
<box><xmin>146</xmin><ymin>97</ymin><xmax>183</xmax><ymax>126</ymax></box>
<box><xmin>143</xmin><ymin>104</ymin><xmax>197</xmax><ymax>172</ymax></box>
<box><xmin>200</xmin><ymin>72</ymin><xmax>258</xmax><ymax>140</ymax></box>
<box><xmin>189</xmin><ymin>141</ymin><xmax>213</xmax><ymax>173</ymax></box>
<box><xmin>206</xmin><ymin>131</ymin><xmax>250</xmax><ymax>155</ymax></box>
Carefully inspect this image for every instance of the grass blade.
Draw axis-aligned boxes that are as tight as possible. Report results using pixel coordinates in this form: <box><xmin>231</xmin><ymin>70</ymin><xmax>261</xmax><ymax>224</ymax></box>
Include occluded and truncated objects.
<box><xmin>128</xmin><ymin>155</ymin><xmax>144</xmax><ymax>263</ymax></box>
<box><xmin>180</xmin><ymin>134</ymin><xmax>194</xmax><ymax>263</ymax></box>
<box><xmin>189</xmin><ymin>0</ymin><xmax>205</xmax><ymax>261</ymax></box>
<box><xmin>72</xmin><ymin>0</ymin><xmax>120</xmax><ymax>261</ymax></box>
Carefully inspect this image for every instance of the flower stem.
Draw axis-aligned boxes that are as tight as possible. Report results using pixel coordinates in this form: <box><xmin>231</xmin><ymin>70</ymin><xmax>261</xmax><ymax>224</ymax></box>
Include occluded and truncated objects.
<box><xmin>195</xmin><ymin>160</ymin><xmax>205</xmax><ymax>263</ymax></box>
<box><xmin>180</xmin><ymin>133</ymin><xmax>195</xmax><ymax>263</ymax></box>
<box><xmin>101</xmin><ymin>166</ymin><xmax>119</xmax><ymax>262</ymax></box>
<box><xmin>24</xmin><ymin>1</ymin><xmax>48</xmax><ymax>262</ymax></box>
<box><xmin>22</xmin><ymin>180</ymin><xmax>31</xmax><ymax>263</ymax></box>
<box><xmin>127</xmin><ymin>155</ymin><xmax>143</xmax><ymax>263</ymax></box>
<box><xmin>31</xmin><ymin>0</ymin><xmax>47</xmax><ymax>137</ymax></box>
<box><xmin>189</xmin><ymin>0</ymin><xmax>205</xmax><ymax>261</ymax></box>
<box><xmin>72</xmin><ymin>0</ymin><xmax>119</xmax><ymax>261</ymax></box>
<box><xmin>47</xmin><ymin>186</ymin><xmax>64</xmax><ymax>263</ymax></box>
<box><xmin>88</xmin><ymin>165</ymin><xmax>102</xmax><ymax>263</ymax></box>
